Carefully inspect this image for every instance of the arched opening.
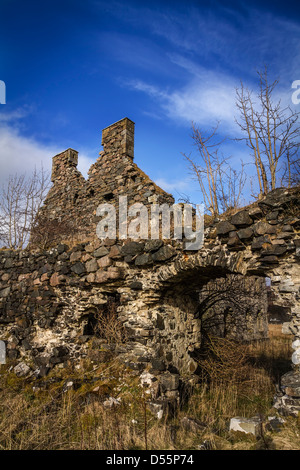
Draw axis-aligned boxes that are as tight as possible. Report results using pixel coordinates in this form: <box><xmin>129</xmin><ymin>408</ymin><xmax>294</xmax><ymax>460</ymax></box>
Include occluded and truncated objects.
<box><xmin>152</xmin><ymin>266</ymin><xmax>269</xmax><ymax>377</ymax></box>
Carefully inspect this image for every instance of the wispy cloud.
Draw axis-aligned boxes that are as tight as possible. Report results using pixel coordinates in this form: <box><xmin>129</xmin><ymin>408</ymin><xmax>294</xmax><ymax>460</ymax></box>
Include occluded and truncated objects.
<box><xmin>128</xmin><ymin>71</ymin><xmax>240</xmax><ymax>134</ymax></box>
<box><xmin>113</xmin><ymin>1</ymin><xmax>300</xmax><ymax>133</ymax></box>
<box><xmin>0</xmin><ymin>120</ymin><xmax>95</xmax><ymax>184</ymax></box>
<box><xmin>155</xmin><ymin>177</ymin><xmax>191</xmax><ymax>193</ymax></box>
<box><xmin>100</xmin><ymin>1</ymin><xmax>300</xmax><ymax>76</ymax></box>
<box><xmin>0</xmin><ymin>107</ymin><xmax>30</xmax><ymax>123</ymax></box>
<box><xmin>0</xmin><ymin>124</ymin><xmax>56</xmax><ymax>182</ymax></box>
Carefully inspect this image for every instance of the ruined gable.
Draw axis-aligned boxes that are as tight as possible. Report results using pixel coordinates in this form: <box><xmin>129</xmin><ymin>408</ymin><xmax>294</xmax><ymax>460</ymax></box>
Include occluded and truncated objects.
<box><xmin>36</xmin><ymin>118</ymin><xmax>174</xmax><ymax>245</ymax></box>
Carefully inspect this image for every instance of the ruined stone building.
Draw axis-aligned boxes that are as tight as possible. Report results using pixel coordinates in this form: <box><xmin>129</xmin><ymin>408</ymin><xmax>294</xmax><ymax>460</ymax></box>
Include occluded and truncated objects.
<box><xmin>0</xmin><ymin>118</ymin><xmax>299</xmax><ymax>416</ymax></box>
<box><xmin>35</xmin><ymin>117</ymin><xmax>174</xmax><ymax>245</ymax></box>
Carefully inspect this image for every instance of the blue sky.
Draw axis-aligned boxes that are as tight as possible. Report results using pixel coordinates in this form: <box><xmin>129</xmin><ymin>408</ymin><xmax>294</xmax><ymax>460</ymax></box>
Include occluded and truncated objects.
<box><xmin>0</xmin><ymin>0</ymin><xmax>300</xmax><ymax>206</ymax></box>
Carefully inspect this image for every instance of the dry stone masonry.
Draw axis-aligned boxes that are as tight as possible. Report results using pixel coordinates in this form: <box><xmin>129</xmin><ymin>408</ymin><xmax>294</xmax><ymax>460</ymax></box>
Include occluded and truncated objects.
<box><xmin>0</xmin><ymin>118</ymin><xmax>299</xmax><ymax>415</ymax></box>
<box><xmin>36</xmin><ymin>118</ymin><xmax>174</xmax><ymax>245</ymax></box>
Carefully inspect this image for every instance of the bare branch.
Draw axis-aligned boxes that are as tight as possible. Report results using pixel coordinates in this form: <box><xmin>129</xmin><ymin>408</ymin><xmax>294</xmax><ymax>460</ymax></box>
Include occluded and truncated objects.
<box><xmin>183</xmin><ymin>123</ymin><xmax>246</xmax><ymax>216</ymax></box>
<box><xmin>0</xmin><ymin>166</ymin><xmax>51</xmax><ymax>249</ymax></box>
<box><xmin>235</xmin><ymin>67</ymin><xmax>300</xmax><ymax>194</ymax></box>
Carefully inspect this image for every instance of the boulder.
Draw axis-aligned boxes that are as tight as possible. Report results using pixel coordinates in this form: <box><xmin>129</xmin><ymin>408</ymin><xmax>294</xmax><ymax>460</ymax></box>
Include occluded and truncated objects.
<box><xmin>130</xmin><ymin>281</ymin><xmax>143</xmax><ymax>290</ymax></box>
<box><xmin>249</xmin><ymin>207</ymin><xmax>263</xmax><ymax>219</ymax></box>
<box><xmin>281</xmin><ymin>371</ymin><xmax>300</xmax><ymax>387</ymax></box>
<box><xmin>50</xmin><ymin>273</ymin><xmax>66</xmax><ymax>287</ymax></box>
<box><xmin>281</xmin><ymin>371</ymin><xmax>300</xmax><ymax>396</ymax></box>
<box><xmin>159</xmin><ymin>372</ymin><xmax>180</xmax><ymax>391</ymax></box>
<box><xmin>70</xmin><ymin>251</ymin><xmax>82</xmax><ymax>262</ymax></box>
<box><xmin>258</xmin><ymin>188</ymin><xmax>290</xmax><ymax>208</ymax></box>
<box><xmin>260</xmin><ymin>245</ymin><xmax>287</xmax><ymax>256</ymax></box>
<box><xmin>4</xmin><ymin>258</ymin><xmax>14</xmax><ymax>269</ymax></box>
<box><xmin>144</xmin><ymin>240</ymin><xmax>164</xmax><ymax>252</ymax></box>
<box><xmin>266</xmin><ymin>210</ymin><xmax>279</xmax><ymax>221</ymax></box>
<box><xmin>109</xmin><ymin>245</ymin><xmax>123</xmax><ymax>259</ymax></box>
<box><xmin>251</xmin><ymin>235</ymin><xmax>271</xmax><ymax>250</ymax></box>
<box><xmin>0</xmin><ymin>287</ymin><xmax>10</xmax><ymax>298</ymax></box>
<box><xmin>97</xmin><ymin>255</ymin><xmax>112</xmax><ymax>268</ymax></box>
<box><xmin>276</xmin><ymin>232</ymin><xmax>294</xmax><ymax>240</ymax></box>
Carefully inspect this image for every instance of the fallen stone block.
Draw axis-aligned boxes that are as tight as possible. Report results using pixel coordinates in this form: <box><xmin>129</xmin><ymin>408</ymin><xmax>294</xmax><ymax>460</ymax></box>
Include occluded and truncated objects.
<box><xmin>266</xmin><ymin>416</ymin><xmax>285</xmax><ymax>432</ymax></box>
<box><xmin>229</xmin><ymin>416</ymin><xmax>262</xmax><ymax>436</ymax></box>
<box><xmin>281</xmin><ymin>370</ymin><xmax>300</xmax><ymax>396</ymax></box>
<box><xmin>13</xmin><ymin>362</ymin><xmax>31</xmax><ymax>377</ymax></box>
<box><xmin>273</xmin><ymin>395</ymin><xmax>300</xmax><ymax>417</ymax></box>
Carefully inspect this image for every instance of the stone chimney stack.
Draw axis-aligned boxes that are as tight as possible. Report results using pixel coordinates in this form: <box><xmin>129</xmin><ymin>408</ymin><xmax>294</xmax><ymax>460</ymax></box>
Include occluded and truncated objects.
<box><xmin>51</xmin><ymin>148</ymin><xmax>79</xmax><ymax>183</ymax></box>
<box><xmin>101</xmin><ymin>117</ymin><xmax>135</xmax><ymax>160</ymax></box>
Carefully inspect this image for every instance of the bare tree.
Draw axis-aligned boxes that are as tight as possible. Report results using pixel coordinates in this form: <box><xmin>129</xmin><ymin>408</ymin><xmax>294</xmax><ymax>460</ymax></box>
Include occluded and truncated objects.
<box><xmin>182</xmin><ymin>122</ymin><xmax>246</xmax><ymax>216</ymax></box>
<box><xmin>29</xmin><ymin>213</ymin><xmax>76</xmax><ymax>249</ymax></box>
<box><xmin>196</xmin><ymin>274</ymin><xmax>267</xmax><ymax>340</ymax></box>
<box><xmin>281</xmin><ymin>150</ymin><xmax>300</xmax><ymax>187</ymax></box>
<box><xmin>235</xmin><ymin>67</ymin><xmax>300</xmax><ymax>197</ymax></box>
<box><xmin>216</xmin><ymin>162</ymin><xmax>247</xmax><ymax>214</ymax></box>
<box><xmin>0</xmin><ymin>166</ymin><xmax>51</xmax><ymax>249</ymax></box>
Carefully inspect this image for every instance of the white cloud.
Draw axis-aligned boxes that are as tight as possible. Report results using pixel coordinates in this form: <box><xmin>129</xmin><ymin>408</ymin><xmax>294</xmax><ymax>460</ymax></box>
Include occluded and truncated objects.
<box><xmin>129</xmin><ymin>71</ymin><xmax>241</xmax><ymax>135</ymax></box>
<box><xmin>119</xmin><ymin>2</ymin><xmax>300</xmax><ymax>135</ymax></box>
<box><xmin>129</xmin><ymin>57</ymin><xmax>300</xmax><ymax>137</ymax></box>
<box><xmin>155</xmin><ymin>177</ymin><xmax>191</xmax><ymax>193</ymax></box>
<box><xmin>164</xmin><ymin>79</ymin><xmax>237</xmax><ymax>129</ymax></box>
<box><xmin>0</xmin><ymin>123</ymin><xmax>94</xmax><ymax>184</ymax></box>
<box><xmin>0</xmin><ymin>125</ymin><xmax>55</xmax><ymax>180</ymax></box>
<box><xmin>77</xmin><ymin>151</ymin><xmax>95</xmax><ymax>179</ymax></box>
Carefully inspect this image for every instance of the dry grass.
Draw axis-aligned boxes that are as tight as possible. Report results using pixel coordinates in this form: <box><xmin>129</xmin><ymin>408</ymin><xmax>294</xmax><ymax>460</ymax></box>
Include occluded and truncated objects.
<box><xmin>0</xmin><ymin>325</ymin><xmax>299</xmax><ymax>450</ymax></box>
<box><xmin>94</xmin><ymin>297</ymin><xmax>127</xmax><ymax>345</ymax></box>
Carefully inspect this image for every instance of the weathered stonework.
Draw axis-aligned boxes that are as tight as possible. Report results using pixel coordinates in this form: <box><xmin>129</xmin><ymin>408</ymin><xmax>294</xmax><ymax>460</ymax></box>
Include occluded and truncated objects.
<box><xmin>0</xmin><ymin>118</ymin><xmax>299</xmax><ymax>414</ymax></box>
<box><xmin>36</xmin><ymin>117</ymin><xmax>174</xmax><ymax>245</ymax></box>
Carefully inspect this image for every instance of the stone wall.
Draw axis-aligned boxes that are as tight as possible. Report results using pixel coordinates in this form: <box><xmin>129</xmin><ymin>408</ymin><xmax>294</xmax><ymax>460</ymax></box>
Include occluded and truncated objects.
<box><xmin>0</xmin><ymin>239</ymin><xmax>267</xmax><ymax>374</ymax></box>
<box><xmin>0</xmin><ymin>118</ymin><xmax>299</xmax><ymax>414</ymax></box>
<box><xmin>1</xmin><ymin>185</ymin><xmax>298</xmax><ymax>372</ymax></box>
